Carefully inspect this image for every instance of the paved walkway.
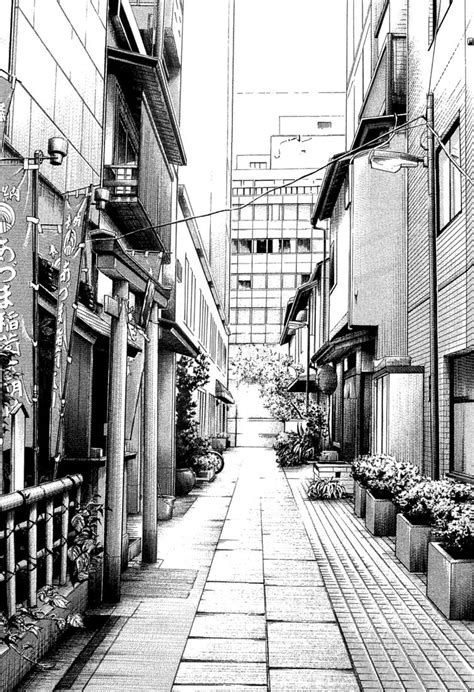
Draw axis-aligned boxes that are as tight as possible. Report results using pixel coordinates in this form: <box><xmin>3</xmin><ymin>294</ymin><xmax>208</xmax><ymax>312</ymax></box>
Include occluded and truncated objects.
<box><xmin>18</xmin><ymin>448</ymin><xmax>474</xmax><ymax>691</ymax></box>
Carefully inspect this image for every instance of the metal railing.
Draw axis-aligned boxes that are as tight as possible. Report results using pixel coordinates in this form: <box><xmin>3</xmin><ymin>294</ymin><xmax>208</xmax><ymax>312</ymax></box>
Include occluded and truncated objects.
<box><xmin>0</xmin><ymin>474</ymin><xmax>82</xmax><ymax>617</ymax></box>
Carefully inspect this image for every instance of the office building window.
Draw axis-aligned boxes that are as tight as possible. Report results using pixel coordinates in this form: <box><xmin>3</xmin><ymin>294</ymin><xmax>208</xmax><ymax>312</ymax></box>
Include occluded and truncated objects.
<box><xmin>267</xmin><ymin>274</ymin><xmax>281</xmax><ymax>289</ymax></box>
<box><xmin>236</xmin><ymin>239</ymin><xmax>252</xmax><ymax>254</ymax></box>
<box><xmin>254</xmin><ymin>204</ymin><xmax>268</xmax><ymax>221</ymax></box>
<box><xmin>283</xmin><ymin>204</ymin><xmax>298</xmax><ymax>220</ymax></box>
<box><xmin>283</xmin><ymin>274</ymin><xmax>295</xmax><ymax>288</ymax></box>
<box><xmin>267</xmin><ymin>308</ymin><xmax>282</xmax><ymax>324</ymax></box>
<box><xmin>271</xmin><ymin>205</ymin><xmax>281</xmax><ymax>221</ymax></box>
<box><xmin>438</xmin><ymin>121</ymin><xmax>461</xmax><ymax>232</ymax></box>
<box><xmin>253</xmin><ymin>274</ymin><xmax>266</xmax><ymax>289</ymax></box>
<box><xmin>297</xmin><ymin>238</ymin><xmax>311</xmax><ymax>253</ymax></box>
<box><xmin>329</xmin><ymin>240</ymin><xmax>336</xmax><ymax>289</ymax></box>
<box><xmin>238</xmin><ymin>276</ymin><xmax>252</xmax><ymax>289</ymax></box>
<box><xmin>451</xmin><ymin>353</ymin><xmax>474</xmax><ymax>478</ymax></box>
<box><xmin>231</xmin><ymin>240</ymin><xmax>239</xmax><ymax>254</ymax></box>
<box><xmin>299</xmin><ymin>273</ymin><xmax>311</xmax><ymax>284</ymax></box>
<box><xmin>277</xmin><ymin>239</ymin><xmax>291</xmax><ymax>253</ymax></box>
<box><xmin>252</xmin><ymin>309</ymin><xmax>266</xmax><ymax>324</ymax></box>
<box><xmin>238</xmin><ymin>308</ymin><xmax>250</xmax><ymax>324</ymax></box>
<box><xmin>254</xmin><ymin>239</ymin><xmax>273</xmax><ymax>254</ymax></box>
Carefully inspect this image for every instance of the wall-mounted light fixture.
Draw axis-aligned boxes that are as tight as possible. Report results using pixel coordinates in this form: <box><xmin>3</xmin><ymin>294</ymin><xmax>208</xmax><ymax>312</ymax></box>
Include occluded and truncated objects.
<box><xmin>369</xmin><ymin>148</ymin><xmax>426</xmax><ymax>174</ymax></box>
<box><xmin>94</xmin><ymin>187</ymin><xmax>110</xmax><ymax>210</ymax></box>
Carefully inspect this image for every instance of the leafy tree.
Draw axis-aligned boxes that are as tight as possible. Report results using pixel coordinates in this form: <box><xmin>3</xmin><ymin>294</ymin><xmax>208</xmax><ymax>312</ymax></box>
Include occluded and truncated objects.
<box><xmin>230</xmin><ymin>345</ymin><xmax>306</xmax><ymax>422</ymax></box>
<box><xmin>176</xmin><ymin>353</ymin><xmax>211</xmax><ymax>468</ymax></box>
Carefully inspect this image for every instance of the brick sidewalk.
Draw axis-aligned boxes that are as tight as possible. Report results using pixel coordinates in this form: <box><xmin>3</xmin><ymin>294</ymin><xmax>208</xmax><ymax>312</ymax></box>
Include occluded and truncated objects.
<box><xmin>288</xmin><ymin>468</ymin><xmax>474</xmax><ymax>691</ymax></box>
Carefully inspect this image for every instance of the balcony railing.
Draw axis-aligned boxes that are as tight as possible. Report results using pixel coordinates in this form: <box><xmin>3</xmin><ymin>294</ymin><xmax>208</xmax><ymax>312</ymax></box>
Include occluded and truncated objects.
<box><xmin>360</xmin><ymin>33</ymin><xmax>407</xmax><ymax>121</ymax></box>
<box><xmin>0</xmin><ymin>475</ymin><xmax>82</xmax><ymax>617</ymax></box>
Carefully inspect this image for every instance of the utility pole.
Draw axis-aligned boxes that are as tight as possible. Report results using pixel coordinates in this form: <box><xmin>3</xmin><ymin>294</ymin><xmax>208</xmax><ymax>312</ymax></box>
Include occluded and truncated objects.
<box><xmin>426</xmin><ymin>92</ymin><xmax>439</xmax><ymax>480</ymax></box>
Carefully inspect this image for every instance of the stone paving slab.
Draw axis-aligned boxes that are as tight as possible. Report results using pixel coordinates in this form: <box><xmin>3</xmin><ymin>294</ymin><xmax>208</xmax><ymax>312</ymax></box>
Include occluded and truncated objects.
<box><xmin>183</xmin><ymin>637</ymin><xmax>266</xmax><ymax>662</ymax></box>
<box><xmin>173</xmin><ymin>687</ymin><xmax>267</xmax><ymax>692</ymax></box>
<box><xmin>190</xmin><ymin>613</ymin><xmax>266</xmax><ymax>639</ymax></box>
<box><xmin>174</xmin><ymin>662</ymin><xmax>267</xmax><ymax>686</ymax></box>
<box><xmin>269</xmin><ymin>668</ymin><xmax>360</xmax><ymax>691</ymax></box>
<box><xmin>268</xmin><ymin>621</ymin><xmax>352</xmax><ymax>669</ymax></box>
<box><xmin>198</xmin><ymin>582</ymin><xmax>265</xmax><ymax>614</ymax></box>
<box><xmin>207</xmin><ymin>549</ymin><xmax>264</xmax><ymax>582</ymax></box>
<box><xmin>265</xmin><ymin>585</ymin><xmax>335</xmax><ymax>622</ymax></box>
<box><xmin>263</xmin><ymin>558</ymin><xmax>324</xmax><ymax>586</ymax></box>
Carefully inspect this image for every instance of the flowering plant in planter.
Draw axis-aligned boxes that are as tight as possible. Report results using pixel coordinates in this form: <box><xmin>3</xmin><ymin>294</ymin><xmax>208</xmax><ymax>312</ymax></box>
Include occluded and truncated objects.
<box><xmin>351</xmin><ymin>454</ymin><xmax>396</xmax><ymax>488</ymax></box>
<box><xmin>394</xmin><ymin>479</ymin><xmax>474</xmax><ymax>526</ymax></box>
<box><xmin>364</xmin><ymin>457</ymin><xmax>422</xmax><ymax>500</ymax></box>
<box><xmin>433</xmin><ymin>503</ymin><xmax>474</xmax><ymax>559</ymax></box>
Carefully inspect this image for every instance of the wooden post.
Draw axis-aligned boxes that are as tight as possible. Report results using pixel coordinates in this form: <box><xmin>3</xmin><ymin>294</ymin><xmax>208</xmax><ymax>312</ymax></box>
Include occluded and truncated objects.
<box><xmin>60</xmin><ymin>489</ymin><xmax>69</xmax><ymax>585</ymax></box>
<box><xmin>103</xmin><ymin>280</ymin><xmax>129</xmax><ymax>602</ymax></box>
<box><xmin>45</xmin><ymin>498</ymin><xmax>54</xmax><ymax>586</ymax></box>
<box><xmin>27</xmin><ymin>504</ymin><xmax>37</xmax><ymax>607</ymax></box>
<box><xmin>6</xmin><ymin>510</ymin><xmax>16</xmax><ymax>617</ymax></box>
<box><xmin>142</xmin><ymin>303</ymin><xmax>159</xmax><ymax>563</ymax></box>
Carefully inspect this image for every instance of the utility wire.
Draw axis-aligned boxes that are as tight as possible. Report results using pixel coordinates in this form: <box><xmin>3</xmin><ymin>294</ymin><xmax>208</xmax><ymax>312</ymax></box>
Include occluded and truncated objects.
<box><xmin>424</xmin><ymin>118</ymin><xmax>474</xmax><ymax>186</ymax></box>
<box><xmin>86</xmin><ymin>116</ymin><xmax>426</xmax><ymax>245</ymax></box>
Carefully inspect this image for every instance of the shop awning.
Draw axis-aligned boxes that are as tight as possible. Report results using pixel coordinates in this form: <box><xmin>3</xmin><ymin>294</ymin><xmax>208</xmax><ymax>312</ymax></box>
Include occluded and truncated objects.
<box><xmin>215</xmin><ymin>379</ymin><xmax>235</xmax><ymax>405</ymax></box>
<box><xmin>159</xmin><ymin>319</ymin><xmax>200</xmax><ymax>358</ymax></box>
<box><xmin>287</xmin><ymin>372</ymin><xmax>318</xmax><ymax>393</ymax></box>
<box><xmin>108</xmin><ymin>47</ymin><xmax>186</xmax><ymax>166</ymax></box>
<box><xmin>312</xmin><ymin>327</ymin><xmax>377</xmax><ymax>365</ymax></box>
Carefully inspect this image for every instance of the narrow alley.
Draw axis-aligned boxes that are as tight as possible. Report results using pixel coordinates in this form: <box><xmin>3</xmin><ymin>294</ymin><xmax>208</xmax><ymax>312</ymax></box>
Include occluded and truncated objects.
<box><xmin>18</xmin><ymin>450</ymin><xmax>474</xmax><ymax>691</ymax></box>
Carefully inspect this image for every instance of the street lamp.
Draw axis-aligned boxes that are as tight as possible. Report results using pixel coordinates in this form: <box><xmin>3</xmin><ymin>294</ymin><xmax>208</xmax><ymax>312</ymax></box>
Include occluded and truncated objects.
<box><xmin>369</xmin><ymin>93</ymin><xmax>439</xmax><ymax>479</ymax></box>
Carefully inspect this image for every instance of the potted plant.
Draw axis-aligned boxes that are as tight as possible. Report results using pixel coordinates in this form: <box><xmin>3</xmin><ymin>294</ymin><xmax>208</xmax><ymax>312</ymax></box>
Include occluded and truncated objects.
<box><xmin>350</xmin><ymin>455</ymin><xmax>382</xmax><ymax>518</ymax></box>
<box><xmin>273</xmin><ymin>404</ymin><xmax>327</xmax><ymax>468</ymax></box>
<box><xmin>175</xmin><ymin>354</ymin><xmax>210</xmax><ymax>496</ymax></box>
<box><xmin>193</xmin><ymin>454</ymin><xmax>216</xmax><ymax>482</ymax></box>
<box><xmin>427</xmin><ymin>502</ymin><xmax>474</xmax><ymax>619</ymax></box>
<box><xmin>363</xmin><ymin>456</ymin><xmax>422</xmax><ymax>536</ymax></box>
<box><xmin>394</xmin><ymin>479</ymin><xmax>473</xmax><ymax>572</ymax></box>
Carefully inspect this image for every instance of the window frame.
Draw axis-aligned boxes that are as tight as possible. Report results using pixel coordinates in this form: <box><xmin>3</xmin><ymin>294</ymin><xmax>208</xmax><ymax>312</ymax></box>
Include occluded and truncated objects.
<box><xmin>436</xmin><ymin>118</ymin><xmax>462</xmax><ymax>234</ymax></box>
<box><xmin>450</xmin><ymin>353</ymin><xmax>474</xmax><ymax>480</ymax></box>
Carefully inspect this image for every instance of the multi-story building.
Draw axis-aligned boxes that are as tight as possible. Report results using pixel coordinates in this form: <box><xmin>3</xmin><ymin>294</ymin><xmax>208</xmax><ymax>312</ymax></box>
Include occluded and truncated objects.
<box><xmin>287</xmin><ymin>0</ymin><xmax>425</xmax><ymax>463</ymax></box>
<box><xmin>230</xmin><ymin>115</ymin><xmax>345</xmax><ymax>347</ymax></box>
<box><xmin>406</xmin><ymin>2</ymin><xmax>474</xmax><ymax>482</ymax></box>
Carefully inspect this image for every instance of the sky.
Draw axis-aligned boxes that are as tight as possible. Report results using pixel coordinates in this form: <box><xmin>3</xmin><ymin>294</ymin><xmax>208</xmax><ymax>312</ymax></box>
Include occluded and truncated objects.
<box><xmin>233</xmin><ymin>0</ymin><xmax>347</xmax><ymax>158</ymax></box>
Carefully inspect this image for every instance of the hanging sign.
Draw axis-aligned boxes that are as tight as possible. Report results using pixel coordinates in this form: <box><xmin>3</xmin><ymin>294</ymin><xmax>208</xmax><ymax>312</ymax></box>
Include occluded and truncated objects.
<box><xmin>50</xmin><ymin>187</ymin><xmax>92</xmax><ymax>462</ymax></box>
<box><xmin>0</xmin><ymin>74</ymin><xmax>14</xmax><ymax>144</ymax></box>
<box><xmin>0</xmin><ymin>163</ymin><xmax>35</xmax><ymax>444</ymax></box>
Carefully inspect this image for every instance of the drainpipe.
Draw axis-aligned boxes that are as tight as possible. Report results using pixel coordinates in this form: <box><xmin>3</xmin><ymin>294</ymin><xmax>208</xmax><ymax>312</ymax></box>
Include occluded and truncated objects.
<box><xmin>103</xmin><ymin>279</ymin><xmax>129</xmax><ymax>602</ymax></box>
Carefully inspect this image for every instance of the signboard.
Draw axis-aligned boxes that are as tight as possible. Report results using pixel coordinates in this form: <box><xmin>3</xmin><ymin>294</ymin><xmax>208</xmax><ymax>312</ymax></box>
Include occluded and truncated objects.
<box><xmin>0</xmin><ymin>74</ymin><xmax>13</xmax><ymax>144</ymax></box>
<box><xmin>50</xmin><ymin>188</ymin><xmax>92</xmax><ymax>461</ymax></box>
<box><xmin>0</xmin><ymin>163</ymin><xmax>35</xmax><ymax>446</ymax></box>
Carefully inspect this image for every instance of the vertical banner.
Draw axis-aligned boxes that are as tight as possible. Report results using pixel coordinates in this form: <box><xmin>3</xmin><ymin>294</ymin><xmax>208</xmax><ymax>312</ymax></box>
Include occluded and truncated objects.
<box><xmin>0</xmin><ymin>74</ymin><xmax>14</xmax><ymax>145</ymax></box>
<box><xmin>0</xmin><ymin>163</ymin><xmax>34</xmax><ymax>442</ymax></box>
<box><xmin>50</xmin><ymin>186</ymin><xmax>92</xmax><ymax>466</ymax></box>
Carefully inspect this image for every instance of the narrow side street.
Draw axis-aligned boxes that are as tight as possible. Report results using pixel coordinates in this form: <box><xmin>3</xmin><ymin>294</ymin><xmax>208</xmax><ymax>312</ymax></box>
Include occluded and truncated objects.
<box><xmin>18</xmin><ymin>449</ymin><xmax>474</xmax><ymax>691</ymax></box>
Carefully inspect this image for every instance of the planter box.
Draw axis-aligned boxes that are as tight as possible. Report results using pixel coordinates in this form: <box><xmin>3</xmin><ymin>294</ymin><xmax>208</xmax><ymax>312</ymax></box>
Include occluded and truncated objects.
<box><xmin>313</xmin><ymin>462</ymin><xmax>354</xmax><ymax>495</ymax></box>
<box><xmin>365</xmin><ymin>491</ymin><xmax>397</xmax><ymax>536</ymax></box>
<box><xmin>196</xmin><ymin>468</ymin><xmax>216</xmax><ymax>482</ymax></box>
<box><xmin>395</xmin><ymin>513</ymin><xmax>432</xmax><ymax>572</ymax></box>
<box><xmin>354</xmin><ymin>481</ymin><xmax>366</xmax><ymax>518</ymax></box>
<box><xmin>0</xmin><ymin>581</ymin><xmax>88</xmax><ymax>692</ymax></box>
<box><xmin>427</xmin><ymin>542</ymin><xmax>474</xmax><ymax>620</ymax></box>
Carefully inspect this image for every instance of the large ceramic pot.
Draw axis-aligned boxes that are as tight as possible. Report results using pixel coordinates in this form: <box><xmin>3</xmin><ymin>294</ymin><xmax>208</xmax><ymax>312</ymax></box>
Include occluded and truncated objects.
<box><xmin>426</xmin><ymin>542</ymin><xmax>474</xmax><ymax>620</ymax></box>
<box><xmin>175</xmin><ymin>467</ymin><xmax>196</xmax><ymax>496</ymax></box>
<box><xmin>395</xmin><ymin>513</ymin><xmax>432</xmax><ymax>572</ymax></box>
<box><xmin>365</xmin><ymin>491</ymin><xmax>397</xmax><ymax>536</ymax></box>
<box><xmin>354</xmin><ymin>480</ymin><xmax>367</xmax><ymax>518</ymax></box>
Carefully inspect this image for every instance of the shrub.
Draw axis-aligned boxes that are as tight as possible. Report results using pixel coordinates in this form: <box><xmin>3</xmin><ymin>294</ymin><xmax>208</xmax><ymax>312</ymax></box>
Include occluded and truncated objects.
<box><xmin>307</xmin><ymin>476</ymin><xmax>345</xmax><ymax>500</ymax></box>
<box><xmin>434</xmin><ymin>503</ymin><xmax>474</xmax><ymax>559</ymax></box>
<box><xmin>352</xmin><ymin>454</ymin><xmax>422</xmax><ymax>500</ymax></box>
<box><xmin>394</xmin><ymin>478</ymin><xmax>474</xmax><ymax>525</ymax></box>
<box><xmin>274</xmin><ymin>431</ymin><xmax>303</xmax><ymax>467</ymax></box>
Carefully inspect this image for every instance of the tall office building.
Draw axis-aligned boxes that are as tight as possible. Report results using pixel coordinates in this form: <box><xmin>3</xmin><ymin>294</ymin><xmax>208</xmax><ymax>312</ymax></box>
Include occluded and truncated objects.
<box><xmin>229</xmin><ymin>113</ymin><xmax>344</xmax><ymax>346</ymax></box>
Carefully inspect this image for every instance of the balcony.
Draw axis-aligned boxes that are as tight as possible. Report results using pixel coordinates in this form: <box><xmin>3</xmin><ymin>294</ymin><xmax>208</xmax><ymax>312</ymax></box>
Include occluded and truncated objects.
<box><xmin>103</xmin><ymin>164</ymin><xmax>166</xmax><ymax>253</ymax></box>
<box><xmin>164</xmin><ymin>0</ymin><xmax>183</xmax><ymax>67</ymax></box>
<box><xmin>360</xmin><ymin>33</ymin><xmax>406</xmax><ymax>122</ymax></box>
